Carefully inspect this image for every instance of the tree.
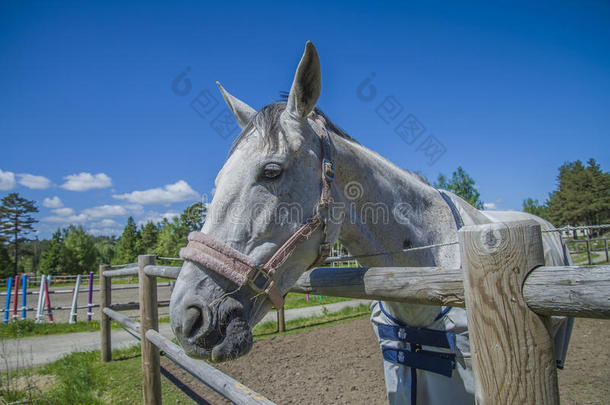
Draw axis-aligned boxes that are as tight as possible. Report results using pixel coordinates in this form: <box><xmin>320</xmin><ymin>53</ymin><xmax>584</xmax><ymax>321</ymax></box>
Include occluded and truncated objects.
<box><xmin>112</xmin><ymin>217</ymin><xmax>141</xmax><ymax>264</ymax></box>
<box><xmin>547</xmin><ymin>159</ymin><xmax>610</xmax><ymax>227</ymax></box>
<box><xmin>522</xmin><ymin>198</ymin><xmax>551</xmax><ymax>222</ymax></box>
<box><xmin>154</xmin><ymin>217</ymin><xmax>189</xmax><ymax>259</ymax></box>
<box><xmin>40</xmin><ymin>229</ymin><xmax>64</xmax><ymax>274</ymax></box>
<box><xmin>180</xmin><ymin>202</ymin><xmax>207</xmax><ymax>232</ymax></box>
<box><xmin>0</xmin><ymin>193</ymin><xmax>39</xmax><ymax>276</ymax></box>
<box><xmin>63</xmin><ymin>225</ymin><xmax>98</xmax><ymax>273</ymax></box>
<box><xmin>140</xmin><ymin>221</ymin><xmax>159</xmax><ymax>253</ymax></box>
<box><xmin>0</xmin><ymin>245</ymin><xmax>12</xmax><ymax>278</ymax></box>
<box><xmin>95</xmin><ymin>237</ymin><xmax>115</xmax><ymax>265</ymax></box>
<box><xmin>434</xmin><ymin>167</ymin><xmax>483</xmax><ymax>209</ymax></box>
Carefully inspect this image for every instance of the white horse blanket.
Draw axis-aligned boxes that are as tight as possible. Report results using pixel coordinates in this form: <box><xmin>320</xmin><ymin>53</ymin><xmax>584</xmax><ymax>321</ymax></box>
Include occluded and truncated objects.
<box><xmin>371</xmin><ymin>205</ymin><xmax>574</xmax><ymax>404</ymax></box>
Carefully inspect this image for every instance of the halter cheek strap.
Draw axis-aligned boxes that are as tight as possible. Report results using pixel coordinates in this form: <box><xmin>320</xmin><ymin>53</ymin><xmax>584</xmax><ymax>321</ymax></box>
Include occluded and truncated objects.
<box><xmin>179</xmin><ymin>129</ymin><xmax>335</xmax><ymax>309</ymax></box>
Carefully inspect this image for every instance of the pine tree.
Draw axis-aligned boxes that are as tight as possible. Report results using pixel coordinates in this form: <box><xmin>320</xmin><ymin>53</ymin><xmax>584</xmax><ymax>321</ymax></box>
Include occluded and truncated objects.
<box><xmin>40</xmin><ymin>229</ymin><xmax>64</xmax><ymax>274</ymax></box>
<box><xmin>113</xmin><ymin>217</ymin><xmax>141</xmax><ymax>264</ymax></box>
<box><xmin>140</xmin><ymin>221</ymin><xmax>159</xmax><ymax>253</ymax></box>
<box><xmin>180</xmin><ymin>202</ymin><xmax>207</xmax><ymax>232</ymax></box>
<box><xmin>547</xmin><ymin>159</ymin><xmax>607</xmax><ymax>227</ymax></box>
<box><xmin>0</xmin><ymin>193</ymin><xmax>39</xmax><ymax>276</ymax></box>
<box><xmin>434</xmin><ymin>167</ymin><xmax>483</xmax><ymax>209</ymax></box>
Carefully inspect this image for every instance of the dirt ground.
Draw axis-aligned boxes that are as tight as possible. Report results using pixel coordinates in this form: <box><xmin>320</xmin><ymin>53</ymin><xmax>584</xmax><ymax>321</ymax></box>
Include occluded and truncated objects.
<box><xmin>162</xmin><ymin>316</ymin><xmax>610</xmax><ymax>405</ymax></box>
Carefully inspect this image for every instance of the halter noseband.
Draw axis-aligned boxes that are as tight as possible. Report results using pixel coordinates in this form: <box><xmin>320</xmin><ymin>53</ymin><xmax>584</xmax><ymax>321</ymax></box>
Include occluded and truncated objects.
<box><xmin>179</xmin><ymin>128</ymin><xmax>335</xmax><ymax>309</ymax></box>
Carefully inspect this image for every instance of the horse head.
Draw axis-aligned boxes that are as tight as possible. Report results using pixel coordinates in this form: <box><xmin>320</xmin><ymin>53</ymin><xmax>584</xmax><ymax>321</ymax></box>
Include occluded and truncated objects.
<box><xmin>169</xmin><ymin>42</ymin><xmax>342</xmax><ymax>361</ymax></box>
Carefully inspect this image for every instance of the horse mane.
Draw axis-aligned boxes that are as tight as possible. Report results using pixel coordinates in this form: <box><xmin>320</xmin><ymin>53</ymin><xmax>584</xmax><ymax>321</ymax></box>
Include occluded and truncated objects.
<box><xmin>228</xmin><ymin>101</ymin><xmax>430</xmax><ymax>186</ymax></box>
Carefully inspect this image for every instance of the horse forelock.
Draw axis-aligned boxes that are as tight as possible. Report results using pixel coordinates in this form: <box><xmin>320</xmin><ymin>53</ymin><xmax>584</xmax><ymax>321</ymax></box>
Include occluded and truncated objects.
<box><xmin>228</xmin><ymin>102</ymin><xmax>358</xmax><ymax>158</ymax></box>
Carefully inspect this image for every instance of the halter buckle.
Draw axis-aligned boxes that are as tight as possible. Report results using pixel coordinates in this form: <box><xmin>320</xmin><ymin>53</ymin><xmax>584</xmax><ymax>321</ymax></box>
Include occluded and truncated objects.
<box><xmin>248</xmin><ymin>267</ymin><xmax>272</xmax><ymax>293</ymax></box>
<box><xmin>322</xmin><ymin>159</ymin><xmax>335</xmax><ymax>181</ymax></box>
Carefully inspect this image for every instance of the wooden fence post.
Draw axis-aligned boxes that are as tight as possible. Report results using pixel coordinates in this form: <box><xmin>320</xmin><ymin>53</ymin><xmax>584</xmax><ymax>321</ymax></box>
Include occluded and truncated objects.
<box><xmin>605</xmin><ymin>239</ymin><xmax>609</xmax><ymax>262</ymax></box>
<box><xmin>277</xmin><ymin>306</ymin><xmax>285</xmax><ymax>333</ymax></box>
<box><xmin>100</xmin><ymin>264</ymin><xmax>112</xmax><ymax>362</ymax></box>
<box><xmin>459</xmin><ymin>220</ymin><xmax>559</xmax><ymax>405</ymax></box>
<box><xmin>586</xmin><ymin>237</ymin><xmax>592</xmax><ymax>265</ymax></box>
<box><xmin>139</xmin><ymin>254</ymin><xmax>162</xmax><ymax>405</ymax></box>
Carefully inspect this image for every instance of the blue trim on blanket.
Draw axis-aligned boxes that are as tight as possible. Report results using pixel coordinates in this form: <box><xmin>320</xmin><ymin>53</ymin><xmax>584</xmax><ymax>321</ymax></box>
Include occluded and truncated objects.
<box><xmin>382</xmin><ymin>346</ymin><xmax>456</xmax><ymax>378</ymax></box>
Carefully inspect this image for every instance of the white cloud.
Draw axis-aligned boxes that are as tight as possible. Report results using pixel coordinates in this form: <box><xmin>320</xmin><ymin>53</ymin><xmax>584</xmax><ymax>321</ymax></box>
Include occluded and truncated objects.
<box><xmin>17</xmin><ymin>173</ymin><xmax>51</xmax><ymax>189</ymax></box>
<box><xmin>137</xmin><ymin>211</ymin><xmax>180</xmax><ymax>225</ymax></box>
<box><xmin>43</xmin><ymin>196</ymin><xmax>64</xmax><ymax>208</ymax></box>
<box><xmin>43</xmin><ymin>213</ymin><xmax>88</xmax><ymax>223</ymax></box>
<box><xmin>113</xmin><ymin>180</ymin><xmax>199</xmax><ymax>205</ymax></box>
<box><xmin>61</xmin><ymin>172</ymin><xmax>112</xmax><ymax>191</ymax></box>
<box><xmin>52</xmin><ymin>207</ymin><xmax>75</xmax><ymax>216</ymax></box>
<box><xmin>483</xmin><ymin>202</ymin><xmax>497</xmax><ymax>210</ymax></box>
<box><xmin>91</xmin><ymin>219</ymin><xmax>121</xmax><ymax>228</ymax></box>
<box><xmin>82</xmin><ymin>204</ymin><xmax>128</xmax><ymax>219</ymax></box>
<box><xmin>0</xmin><ymin>169</ymin><xmax>16</xmax><ymax>190</ymax></box>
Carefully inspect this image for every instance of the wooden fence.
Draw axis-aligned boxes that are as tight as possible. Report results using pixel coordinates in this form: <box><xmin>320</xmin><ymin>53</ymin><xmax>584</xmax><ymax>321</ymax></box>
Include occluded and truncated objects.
<box><xmin>100</xmin><ymin>220</ymin><xmax>610</xmax><ymax>404</ymax></box>
<box><xmin>99</xmin><ymin>255</ymin><xmax>275</xmax><ymax>405</ymax></box>
<box><xmin>292</xmin><ymin>220</ymin><xmax>609</xmax><ymax>404</ymax></box>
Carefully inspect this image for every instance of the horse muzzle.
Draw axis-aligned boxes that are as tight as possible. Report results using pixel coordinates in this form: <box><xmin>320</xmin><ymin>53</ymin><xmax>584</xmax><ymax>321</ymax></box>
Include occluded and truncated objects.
<box><xmin>169</xmin><ymin>262</ymin><xmax>253</xmax><ymax>362</ymax></box>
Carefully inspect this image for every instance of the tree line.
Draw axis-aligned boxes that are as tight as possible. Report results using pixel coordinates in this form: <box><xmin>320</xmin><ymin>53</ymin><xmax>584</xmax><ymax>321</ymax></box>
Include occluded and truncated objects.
<box><xmin>0</xmin><ymin>198</ymin><xmax>206</xmax><ymax>278</ymax></box>
<box><xmin>0</xmin><ymin>159</ymin><xmax>606</xmax><ymax>277</ymax></box>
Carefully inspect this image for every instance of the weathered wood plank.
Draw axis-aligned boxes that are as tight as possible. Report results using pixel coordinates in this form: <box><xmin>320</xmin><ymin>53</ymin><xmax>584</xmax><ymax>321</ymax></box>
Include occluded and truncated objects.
<box><xmin>145</xmin><ymin>329</ymin><xmax>277</xmax><ymax>405</ymax></box>
<box><xmin>144</xmin><ymin>264</ymin><xmax>181</xmax><ymax>279</ymax></box>
<box><xmin>292</xmin><ymin>266</ymin><xmax>464</xmax><ymax>307</ymax></box>
<box><xmin>139</xmin><ymin>255</ymin><xmax>162</xmax><ymax>405</ymax></box>
<box><xmin>459</xmin><ymin>220</ymin><xmax>559</xmax><ymax>405</ymax></box>
<box><xmin>103</xmin><ymin>266</ymin><xmax>139</xmax><ymax>278</ymax></box>
<box><xmin>291</xmin><ymin>265</ymin><xmax>610</xmax><ymax>319</ymax></box>
<box><xmin>103</xmin><ymin>307</ymin><xmax>141</xmax><ymax>332</ymax></box>
<box><xmin>99</xmin><ymin>264</ymin><xmax>112</xmax><ymax>362</ymax></box>
<box><xmin>524</xmin><ymin>265</ymin><xmax>610</xmax><ymax>318</ymax></box>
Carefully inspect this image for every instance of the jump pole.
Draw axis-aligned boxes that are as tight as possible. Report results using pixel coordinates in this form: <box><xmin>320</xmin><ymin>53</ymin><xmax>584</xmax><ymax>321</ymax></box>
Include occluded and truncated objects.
<box><xmin>3</xmin><ymin>277</ymin><xmax>12</xmax><ymax>324</ymax></box>
<box><xmin>21</xmin><ymin>274</ymin><xmax>27</xmax><ymax>319</ymax></box>
<box><xmin>69</xmin><ymin>274</ymin><xmax>82</xmax><ymax>324</ymax></box>
<box><xmin>35</xmin><ymin>275</ymin><xmax>45</xmax><ymax>323</ymax></box>
<box><xmin>12</xmin><ymin>274</ymin><xmax>19</xmax><ymax>319</ymax></box>
<box><xmin>43</xmin><ymin>276</ymin><xmax>54</xmax><ymax>322</ymax></box>
<box><xmin>87</xmin><ymin>271</ymin><xmax>94</xmax><ymax>322</ymax></box>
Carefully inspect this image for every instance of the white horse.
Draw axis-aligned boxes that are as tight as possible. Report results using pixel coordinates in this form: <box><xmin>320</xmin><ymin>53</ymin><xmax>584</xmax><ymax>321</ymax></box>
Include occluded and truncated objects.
<box><xmin>169</xmin><ymin>42</ymin><xmax>572</xmax><ymax>404</ymax></box>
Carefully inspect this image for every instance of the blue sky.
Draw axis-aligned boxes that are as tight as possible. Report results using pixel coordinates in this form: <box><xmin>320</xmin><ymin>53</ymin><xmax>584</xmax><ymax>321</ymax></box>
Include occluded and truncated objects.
<box><xmin>1</xmin><ymin>1</ymin><xmax>608</xmax><ymax>238</ymax></box>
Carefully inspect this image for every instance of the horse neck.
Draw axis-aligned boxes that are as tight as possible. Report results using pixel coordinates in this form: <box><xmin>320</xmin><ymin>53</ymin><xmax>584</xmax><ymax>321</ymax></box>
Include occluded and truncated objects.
<box><xmin>330</xmin><ymin>134</ymin><xmax>461</xmax><ymax>326</ymax></box>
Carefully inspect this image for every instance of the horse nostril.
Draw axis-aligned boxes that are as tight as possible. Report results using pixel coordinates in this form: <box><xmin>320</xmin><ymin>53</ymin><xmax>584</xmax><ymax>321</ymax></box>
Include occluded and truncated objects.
<box><xmin>182</xmin><ymin>305</ymin><xmax>212</xmax><ymax>340</ymax></box>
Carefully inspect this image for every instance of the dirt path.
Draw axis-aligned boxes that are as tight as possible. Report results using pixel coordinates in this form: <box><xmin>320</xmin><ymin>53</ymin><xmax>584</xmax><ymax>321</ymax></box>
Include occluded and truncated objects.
<box><xmin>163</xmin><ymin>317</ymin><xmax>610</xmax><ymax>404</ymax></box>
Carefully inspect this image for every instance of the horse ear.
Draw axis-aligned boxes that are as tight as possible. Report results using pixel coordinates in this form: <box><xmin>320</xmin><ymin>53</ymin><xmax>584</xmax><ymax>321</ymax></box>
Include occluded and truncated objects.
<box><xmin>216</xmin><ymin>82</ymin><xmax>256</xmax><ymax>128</ymax></box>
<box><xmin>285</xmin><ymin>41</ymin><xmax>321</xmax><ymax>119</ymax></box>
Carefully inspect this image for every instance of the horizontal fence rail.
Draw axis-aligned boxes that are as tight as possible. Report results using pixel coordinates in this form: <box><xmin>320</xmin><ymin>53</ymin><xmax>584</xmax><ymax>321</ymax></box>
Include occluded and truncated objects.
<box><xmin>146</xmin><ymin>330</ymin><xmax>276</xmax><ymax>405</ymax></box>
<box><xmin>291</xmin><ymin>265</ymin><xmax>610</xmax><ymax>319</ymax></box>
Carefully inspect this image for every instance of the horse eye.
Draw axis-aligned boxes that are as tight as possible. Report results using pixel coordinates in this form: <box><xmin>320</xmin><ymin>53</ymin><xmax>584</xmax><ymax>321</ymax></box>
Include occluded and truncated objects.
<box><xmin>263</xmin><ymin>163</ymin><xmax>282</xmax><ymax>179</ymax></box>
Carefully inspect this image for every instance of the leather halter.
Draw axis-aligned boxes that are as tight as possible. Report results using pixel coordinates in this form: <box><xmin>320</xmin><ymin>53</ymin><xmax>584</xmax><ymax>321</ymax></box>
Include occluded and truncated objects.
<box><xmin>179</xmin><ymin>128</ymin><xmax>335</xmax><ymax>309</ymax></box>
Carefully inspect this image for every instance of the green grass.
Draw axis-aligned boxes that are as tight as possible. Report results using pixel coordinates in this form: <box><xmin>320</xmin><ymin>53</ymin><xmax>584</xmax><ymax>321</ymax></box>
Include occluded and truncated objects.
<box><xmin>1</xmin><ymin>304</ymin><xmax>370</xmax><ymax>404</ymax></box>
<box><xmin>279</xmin><ymin>292</ymin><xmax>350</xmax><ymax>310</ymax></box>
<box><xmin>253</xmin><ymin>304</ymin><xmax>370</xmax><ymax>337</ymax></box>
